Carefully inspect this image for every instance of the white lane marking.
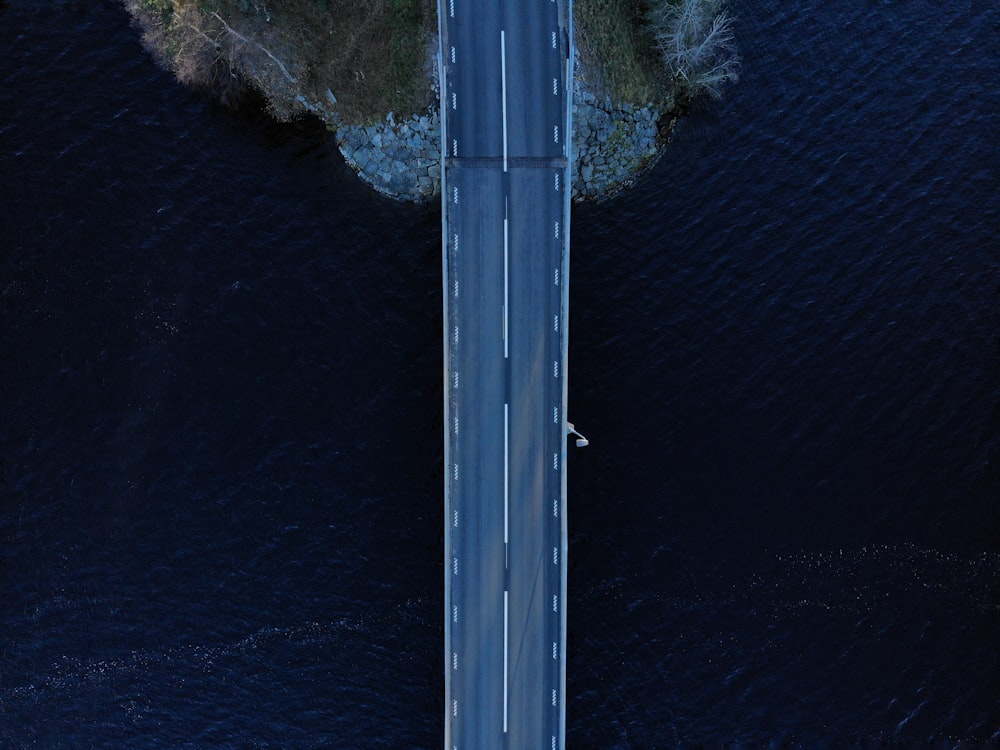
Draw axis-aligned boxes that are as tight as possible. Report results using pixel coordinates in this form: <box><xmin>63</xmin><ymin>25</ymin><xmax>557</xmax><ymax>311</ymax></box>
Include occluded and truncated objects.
<box><xmin>453</xmin><ymin>371</ymin><xmax>459</xmax><ymax>389</ymax></box>
<box><xmin>553</xmin><ymin>497</ymin><xmax>558</xmax><ymax>517</ymax></box>
<box><xmin>503</xmin><ymin>209</ymin><xmax>509</xmax><ymax>358</ymax></box>
<box><xmin>452</xmin><ymin>139</ymin><xmax>458</xmax><ymax>157</ymax></box>
<box><xmin>453</xmin><ymin>652</ymin><xmax>458</xmax><ymax>670</ymax></box>
<box><xmin>553</xmin><ymin>546</ymin><xmax>559</xmax><ymax>565</ymax></box>
<box><xmin>500</xmin><ymin>30</ymin><xmax>508</xmax><ymax>172</ymax></box>
<box><xmin>453</xmin><ymin>279</ymin><xmax>459</xmax><ymax>298</ymax></box>
<box><xmin>553</xmin><ymin>452</ymin><xmax>559</xmax><ymax>471</ymax></box>
<box><xmin>551</xmin><ymin>31</ymin><xmax>557</xmax><ymax>49</ymax></box>
<box><xmin>552</xmin><ymin>689</ymin><xmax>557</xmax><ymax>706</ymax></box>
<box><xmin>554</xmin><ymin>267</ymin><xmax>560</xmax><ymax>286</ymax></box>
<box><xmin>453</xmin><ymin>556</ymin><xmax>458</xmax><ymax>575</ymax></box>
<box><xmin>504</xmin><ymin>403</ymin><xmax>509</xmax><ymax>552</ymax></box>
<box><xmin>453</xmin><ymin>415</ymin><xmax>459</xmax><ymax>434</ymax></box>
<box><xmin>453</xmin><ymin>233</ymin><xmax>459</xmax><ymax>252</ymax></box>
<box><xmin>450</xmin><ymin>46</ymin><xmax>456</xmax><ymax>64</ymax></box>
<box><xmin>552</xmin><ymin>736</ymin><xmax>557</xmax><ymax>750</ymax></box>
<box><xmin>503</xmin><ymin>590</ymin><xmax>509</xmax><ymax>733</ymax></box>
<box><xmin>554</xmin><ymin>125</ymin><xmax>559</xmax><ymax>144</ymax></box>
<box><xmin>553</xmin><ymin>314</ymin><xmax>559</xmax><ymax>332</ymax></box>
<box><xmin>553</xmin><ymin>77</ymin><xmax>558</xmax><ymax>95</ymax></box>
<box><xmin>552</xmin><ymin>641</ymin><xmax>558</xmax><ymax>659</ymax></box>
<box><xmin>449</xmin><ymin>0</ymin><xmax>454</xmax><ymax>17</ymax></box>
<box><xmin>452</xmin><ymin>185</ymin><xmax>458</xmax><ymax>204</ymax></box>
<box><xmin>453</xmin><ymin>326</ymin><xmax>459</xmax><ymax>344</ymax></box>
<box><xmin>453</xmin><ymin>463</ymin><xmax>459</xmax><ymax>480</ymax></box>
<box><xmin>553</xmin><ymin>405</ymin><xmax>558</xmax><ymax>424</ymax></box>
<box><xmin>451</xmin><ymin>92</ymin><xmax>457</xmax><ymax>110</ymax></box>
<box><xmin>453</xmin><ymin>699</ymin><xmax>458</xmax><ymax>717</ymax></box>
<box><xmin>554</xmin><ymin>221</ymin><xmax>560</xmax><ymax>239</ymax></box>
<box><xmin>453</xmin><ymin>604</ymin><xmax>458</xmax><ymax>621</ymax></box>
<box><xmin>553</xmin><ymin>360</ymin><xmax>559</xmax><ymax>378</ymax></box>
<box><xmin>552</xmin><ymin>594</ymin><xmax>558</xmax><ymax>612</ymax></box>
<box><xmin>554</xmin><ymin>172</ymin><xmax>560</xmax><ymax>191</ymax></box>
<box><xmin>453</xmin><ymin>509</ymin><xmax>458</xmax><ymax>526</ymax></box>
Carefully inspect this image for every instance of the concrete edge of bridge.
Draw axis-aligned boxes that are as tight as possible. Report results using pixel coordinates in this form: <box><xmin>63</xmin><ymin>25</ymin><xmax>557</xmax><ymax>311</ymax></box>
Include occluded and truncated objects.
<box><xmin>437</xmin><ymin>2</ymin><xmax>453</xmax><ymax>748</ymax></box>
<box><xmin>559</xmin><ymin>4</ymin><xmax>574</xmax><ymax>747</ymax></box>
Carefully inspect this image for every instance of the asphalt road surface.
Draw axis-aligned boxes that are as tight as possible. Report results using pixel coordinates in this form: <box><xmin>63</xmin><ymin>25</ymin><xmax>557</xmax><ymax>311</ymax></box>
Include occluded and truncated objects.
<box><xmin>440</xmin><ymin>2</ymin><xmax>573</xmax><ymax>749</ymax></box>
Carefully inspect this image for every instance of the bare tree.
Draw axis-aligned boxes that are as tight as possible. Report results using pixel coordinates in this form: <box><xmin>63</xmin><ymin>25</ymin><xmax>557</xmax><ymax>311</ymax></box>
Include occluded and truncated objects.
<box><xmin>650</xmin><ymin>0</ymin><xmax>741</xmax><ymax>100</ymax></box>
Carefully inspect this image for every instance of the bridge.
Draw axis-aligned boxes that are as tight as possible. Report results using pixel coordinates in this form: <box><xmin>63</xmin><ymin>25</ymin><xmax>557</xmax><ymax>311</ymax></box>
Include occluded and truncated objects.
<box><xmin>438</xmin><ymin>1</ymin><xmax>574</xmax><ymax>748</ymax></box>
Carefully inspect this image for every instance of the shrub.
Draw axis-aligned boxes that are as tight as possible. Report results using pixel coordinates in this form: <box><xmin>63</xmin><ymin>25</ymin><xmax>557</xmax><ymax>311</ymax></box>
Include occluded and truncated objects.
<box><xmin>649</xmin><ymin>0</ymin><xmax>740</xmax><ymax>100</ymax></box>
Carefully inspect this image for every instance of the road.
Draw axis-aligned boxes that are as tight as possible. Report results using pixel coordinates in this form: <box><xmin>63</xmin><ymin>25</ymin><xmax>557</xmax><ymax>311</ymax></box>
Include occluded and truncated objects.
<box><xmin>439</xmin><ymin>1</ymin><xmax>573</xmax><ymax>749</ymax></box>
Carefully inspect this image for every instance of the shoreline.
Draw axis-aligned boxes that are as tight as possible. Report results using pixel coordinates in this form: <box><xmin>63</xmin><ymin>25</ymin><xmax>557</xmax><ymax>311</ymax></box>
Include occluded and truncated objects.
<box><xmin>334</xmin><ymin>47</ymin><xmax>682</xmax><ymax>204</ymax></box>
<box><xmin>123</xmin><ymin>1</ymin><xmax>685</xmax><ymax>203</ymax></box>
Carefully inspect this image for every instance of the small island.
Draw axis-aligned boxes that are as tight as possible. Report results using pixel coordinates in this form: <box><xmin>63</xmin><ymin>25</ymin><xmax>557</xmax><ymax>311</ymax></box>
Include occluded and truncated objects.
<box><xmin>124</xmin><ymin>0</ymin><xmax>738</xmax><ymax>202</ymax></box>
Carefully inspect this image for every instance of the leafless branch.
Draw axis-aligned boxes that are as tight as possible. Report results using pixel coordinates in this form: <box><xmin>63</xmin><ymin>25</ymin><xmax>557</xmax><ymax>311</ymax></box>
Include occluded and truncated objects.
<box><xmin>209</xmin><ymin>11</ymin><xmax>297</xmax><ymax>84</ymax></box>
<box><xmin>651</xmin><ymin>0</ymin><xmax>741</xmax><ymax>99</ymax></box>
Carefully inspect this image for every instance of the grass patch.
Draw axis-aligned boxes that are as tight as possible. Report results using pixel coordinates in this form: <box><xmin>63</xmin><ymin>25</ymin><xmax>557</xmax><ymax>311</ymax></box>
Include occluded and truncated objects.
<box><xmin>574</xmin><ymin>0</ymin><xmax>668</xmax><ymax>107</ymax></box>
<box><xmin>318</xmin><ymin>0</ymin><xmax>436</xmax><ymax>124</ymax></box>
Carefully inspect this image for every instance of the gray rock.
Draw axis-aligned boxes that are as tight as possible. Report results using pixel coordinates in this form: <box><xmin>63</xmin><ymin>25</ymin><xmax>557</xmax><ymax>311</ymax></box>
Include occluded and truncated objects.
<box><xmin>336</xmin><ymin>57</ymin><xmax>673</xmax><ymax>203</ymax></box>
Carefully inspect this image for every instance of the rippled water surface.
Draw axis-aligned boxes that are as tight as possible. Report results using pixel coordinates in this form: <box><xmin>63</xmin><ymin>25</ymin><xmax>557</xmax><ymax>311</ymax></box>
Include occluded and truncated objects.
<box><xmin>2</xmin><ymin>1</ymin><xmax>998</xmax><ymax>747</ymax></box>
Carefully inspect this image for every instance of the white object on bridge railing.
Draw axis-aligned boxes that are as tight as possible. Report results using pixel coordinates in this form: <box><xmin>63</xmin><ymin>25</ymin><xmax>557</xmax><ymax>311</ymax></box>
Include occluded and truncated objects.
<box><xmin>567</xmin><ymin>422</ymin><xmax>589</xmax><ymax>448</ymax></box>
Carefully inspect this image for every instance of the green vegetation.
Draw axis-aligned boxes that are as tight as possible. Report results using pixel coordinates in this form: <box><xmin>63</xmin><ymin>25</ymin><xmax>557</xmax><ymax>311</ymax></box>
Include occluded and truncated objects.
<box><xmin>573</xmin><ymin>0</ymin><xmax>668</xmax><ymax>107</ymax></box>
<box><xmin>375</xmin><ymin>0</ymin><xmax>435</xmax><ymax>121</ymax></box>
<box><xmin>316</xmin><ymin>0</ymin><xmax>436</xmax><ymax>123</ymax></box>
<box><xmin>124</xmin><ymin>0</ymin><xmax>436</xmax><ymax>125</ymax></box>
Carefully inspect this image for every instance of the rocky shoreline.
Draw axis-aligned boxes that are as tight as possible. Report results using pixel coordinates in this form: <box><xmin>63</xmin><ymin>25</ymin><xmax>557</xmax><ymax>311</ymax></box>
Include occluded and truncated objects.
<box><xmin>336</xmin><ymin>110</ymin><xmax>443</xmax><ymax>203</ymax></box>
<box><xmin>123</xmin><ymin>2</ymin><xmax>675</xmax><ymax>203</ymax></box>
<box><xmin>571</xmin><ymin>86</ymin><xmax>667</xmax><ymax>202</ymax></box>
<box><xmin>334</xmin><ymin>55</ymin><xmax>673</xmax><ymax>203</ymax></box>
<box><xmin>122</xmin><ymin>0</ymin><xmax>683</xmax><ymax>203</ymax></box>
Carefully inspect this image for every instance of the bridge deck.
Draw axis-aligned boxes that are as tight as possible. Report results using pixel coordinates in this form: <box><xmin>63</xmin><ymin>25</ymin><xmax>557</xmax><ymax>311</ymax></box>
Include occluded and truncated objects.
<box><xmin>439</xmin><ymin>1</ymin><xmax>573</xmax><ymax>749</ymax></box>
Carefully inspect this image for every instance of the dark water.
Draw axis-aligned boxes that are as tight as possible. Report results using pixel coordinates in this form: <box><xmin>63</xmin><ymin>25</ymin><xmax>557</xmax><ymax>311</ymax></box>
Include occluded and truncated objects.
<box><xmin>2</xmin><ymin>0</ymin><xmax>998</xmax><ymax>747</ymax></box>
